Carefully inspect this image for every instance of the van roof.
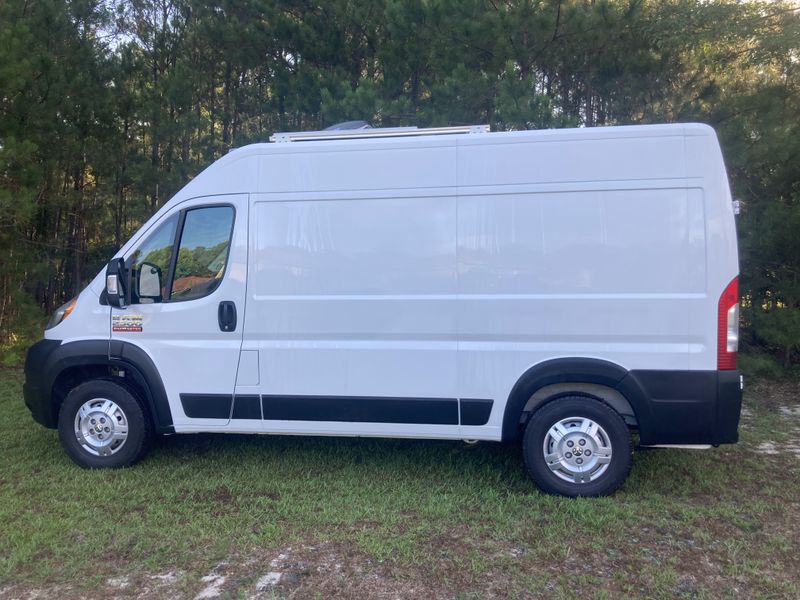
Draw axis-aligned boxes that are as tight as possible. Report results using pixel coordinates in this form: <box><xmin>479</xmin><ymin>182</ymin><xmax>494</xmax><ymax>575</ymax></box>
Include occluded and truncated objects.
<box><xmin>226</xmin><ymin>122</ymin><xmax>715</xmax><ymax>158</ymax></box>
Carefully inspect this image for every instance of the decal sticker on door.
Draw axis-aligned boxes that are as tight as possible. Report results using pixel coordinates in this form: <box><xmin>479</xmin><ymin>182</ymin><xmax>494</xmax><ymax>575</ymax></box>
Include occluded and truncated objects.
<box><xmin>112</xmin><ymin>314</ymin><xmax>143</xmax><ymax>332</ymax></box>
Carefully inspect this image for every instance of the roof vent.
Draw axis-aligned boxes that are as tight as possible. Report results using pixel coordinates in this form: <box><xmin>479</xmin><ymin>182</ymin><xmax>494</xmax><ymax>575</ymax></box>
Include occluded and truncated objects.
<box><xmin>323</xmin><ymin>120</ymin><xmax>372</xmax><ymax>131</ymax></box>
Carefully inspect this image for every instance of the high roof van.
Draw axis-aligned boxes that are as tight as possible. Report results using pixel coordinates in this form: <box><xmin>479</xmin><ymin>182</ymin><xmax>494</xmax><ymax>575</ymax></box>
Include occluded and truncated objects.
<box><xmin>24</xmin><ymin>123</ymin><xmax>742</xmax><ymax>497</ymax></box>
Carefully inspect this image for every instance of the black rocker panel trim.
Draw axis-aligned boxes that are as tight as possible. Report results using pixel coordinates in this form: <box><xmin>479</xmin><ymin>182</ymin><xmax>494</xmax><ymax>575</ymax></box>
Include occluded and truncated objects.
<box><xmin>261</xmin><ymin>395</ymin><xmax>459</xmax><ymax>425</ymax></box>
<box><xmin>179</xmin><ymin>394</ymin><xmax>488</xmax><ymax>425</ymax></box>
<box><xmin>232</xmin><ymin>395</ymin><xmax>261</xmax><ymax>420</ymax></box>
<box><xmin>180</xmin><ymin>394</ymin><xmax>233</xmax><ymax>419</ymax></box>
<box><xmin>460</xmin><ymin>399</ymin><xmax>494</xmax><ymax>426</ymax></box>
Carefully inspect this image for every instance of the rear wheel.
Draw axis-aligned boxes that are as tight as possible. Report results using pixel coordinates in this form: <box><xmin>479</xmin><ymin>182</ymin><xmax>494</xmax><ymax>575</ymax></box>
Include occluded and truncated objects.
<box><xmin>522</xmin><ymin>396</ymin><xmax>632</xmax><ymax>497</ymax></box>
<box><xmin>58</xmin><ymin>379</ymin><xmax>152</xmax><ymax>468</ymax></box>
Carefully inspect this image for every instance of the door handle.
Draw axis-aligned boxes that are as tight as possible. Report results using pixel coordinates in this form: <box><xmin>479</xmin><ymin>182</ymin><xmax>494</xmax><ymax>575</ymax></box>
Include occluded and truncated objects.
<box><xmin>218</xmin><ymin>301</ymin><xmax>237</xmax><ymax>332</ymax></box>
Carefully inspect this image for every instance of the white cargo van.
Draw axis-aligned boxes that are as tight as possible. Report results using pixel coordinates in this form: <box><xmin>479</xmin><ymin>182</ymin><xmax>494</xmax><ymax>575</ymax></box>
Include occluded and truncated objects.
<box><xmin>24</xmin><ymin>123</ymin><xmax>742</xmax><ymax>496</ymax></box>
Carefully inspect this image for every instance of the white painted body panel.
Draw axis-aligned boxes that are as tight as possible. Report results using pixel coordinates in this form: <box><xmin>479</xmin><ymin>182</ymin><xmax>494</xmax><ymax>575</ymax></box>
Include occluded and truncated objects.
<box><xmin>57</xmin><ymin>124</ymin><xmax>738</xmax><ymax>440</ymax></box>
<box><xmin>45</xmin><ymin>283</ymin><xmax>110</xmax><ymax>343</ymax></box>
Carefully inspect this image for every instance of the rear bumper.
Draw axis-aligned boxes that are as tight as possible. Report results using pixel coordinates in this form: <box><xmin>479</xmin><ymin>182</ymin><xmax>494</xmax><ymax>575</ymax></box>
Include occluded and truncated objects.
<box><xmin>621</xmin><ymin>369</ymin><xmax>742</xmax><ymax>446</ymax></box>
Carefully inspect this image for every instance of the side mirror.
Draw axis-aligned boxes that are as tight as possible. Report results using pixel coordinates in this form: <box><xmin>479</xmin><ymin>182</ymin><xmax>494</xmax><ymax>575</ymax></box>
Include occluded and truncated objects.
<box><xmin>138</xmin><ymin>262</ymin><xmax>162</xmax><ymax>301</ymax></box>
<box><xmin>105</xmin><ymin>257</ymin><xmax>128</xmax><ymax>308</ymax></box>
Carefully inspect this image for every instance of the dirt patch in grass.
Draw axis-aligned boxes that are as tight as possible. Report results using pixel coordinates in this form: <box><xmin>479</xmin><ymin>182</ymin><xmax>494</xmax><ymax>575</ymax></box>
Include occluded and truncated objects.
<box><xmin>0</xmin><ymin>543</ymin><xmax>450</xmax><ymax>600</ymax></box>
<box><xmin>744</xmin><ymin>379</ymin><xmax>800</xmax><ymax>409</ymax></box>
<box><xmin>745</xmin><ymin>380</ymin><xmax>800</xmax><ymax>461</ymax></box>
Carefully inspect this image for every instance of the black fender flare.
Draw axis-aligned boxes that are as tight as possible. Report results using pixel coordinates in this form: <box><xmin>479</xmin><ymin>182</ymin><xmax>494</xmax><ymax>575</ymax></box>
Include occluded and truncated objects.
<box><xmin>502</xmin><ymin>357</ymin><xmax>651</xmax><ymax>443</ymax></box>
<box><xmin>25</xmin><ymin>338</ymin><xmax>173</xmax><ymax>433</ymax></box>
<box><xmin>109</xmin><ymin>340</ymin><xmax>174</xmax><ymax>433</ymax></box>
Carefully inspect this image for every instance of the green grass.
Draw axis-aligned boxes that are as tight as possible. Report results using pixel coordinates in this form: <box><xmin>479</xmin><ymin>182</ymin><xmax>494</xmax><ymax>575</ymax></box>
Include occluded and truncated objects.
<box><xmin>1</xmin><ymin>368</ymin><xmax>799</xmax><ymax>598</ymax></box>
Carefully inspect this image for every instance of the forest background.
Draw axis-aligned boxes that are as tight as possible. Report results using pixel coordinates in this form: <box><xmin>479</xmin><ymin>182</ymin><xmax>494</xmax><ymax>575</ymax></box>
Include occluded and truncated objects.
<box><xmin>1</xmin><ymin>0</ymin><xmax>798</xmax><ymax>372</ymax></box>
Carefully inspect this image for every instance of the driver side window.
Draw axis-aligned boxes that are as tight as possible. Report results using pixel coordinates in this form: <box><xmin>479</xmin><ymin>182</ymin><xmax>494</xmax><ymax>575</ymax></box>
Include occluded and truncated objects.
<box><xmin>170</xmin><ymin>206</ymin><xmax>234</xmax><ymax>301</ymax></box>
<box><xmin>126</xmin><ymin>205</ymin><xmax>235</xmax><ymax>304</ymax></box>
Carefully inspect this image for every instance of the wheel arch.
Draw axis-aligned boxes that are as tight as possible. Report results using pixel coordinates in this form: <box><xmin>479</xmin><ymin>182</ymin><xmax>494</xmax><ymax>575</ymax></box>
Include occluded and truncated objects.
<box><xmin>36</xmin><ymin>339</ymin><xmax>173</xmax><ymax>433</ymax></box>
<box><xmin>502</xmin><ymin>357</ymin><xmax>648</xmax><ymax>443</ymax></box>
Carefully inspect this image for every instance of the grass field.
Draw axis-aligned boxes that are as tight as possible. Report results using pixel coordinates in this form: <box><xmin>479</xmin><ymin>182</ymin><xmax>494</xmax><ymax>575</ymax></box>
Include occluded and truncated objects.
<box><xmin>1</xmin><ymin>367</ymin><xmax>799</xmax><ymax>599</ymax></box>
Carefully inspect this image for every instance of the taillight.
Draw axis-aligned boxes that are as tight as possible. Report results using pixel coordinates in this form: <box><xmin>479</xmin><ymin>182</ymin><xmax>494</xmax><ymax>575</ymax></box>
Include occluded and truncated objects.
<box><xmin>717</xmin><ymin>277</ymin><xmax>739</xmax><ymax>370</ymax></box>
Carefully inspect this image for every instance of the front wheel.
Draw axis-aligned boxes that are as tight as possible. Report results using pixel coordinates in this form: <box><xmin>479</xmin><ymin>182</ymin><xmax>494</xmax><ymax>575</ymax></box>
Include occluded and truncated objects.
<box><xmin>522</xmin><ymin>396</ymin><xmax>632</xmax><ymax>497</ymax></box>
<box><xmin>58</xmin><ymin>378</ymin><xmax>152</xmax><ymax>468</ymax></box>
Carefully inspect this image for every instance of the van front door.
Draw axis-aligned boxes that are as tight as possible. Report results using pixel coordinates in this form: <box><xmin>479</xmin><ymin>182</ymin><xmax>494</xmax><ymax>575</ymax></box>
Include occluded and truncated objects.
<box><xmin>110</xmin><ymin>194</ymin><xmax>248</xmax><ymax>430</ymax></box>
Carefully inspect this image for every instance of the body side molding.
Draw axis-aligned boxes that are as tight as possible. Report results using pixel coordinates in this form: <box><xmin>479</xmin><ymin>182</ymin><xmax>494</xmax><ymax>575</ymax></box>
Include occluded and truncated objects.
<box><xmin>261</xmin><ymin>394</ymin><xmax>459</xmax><ymax>425</ymax></box>
<box><xmin>232</xmin><ymin>395</ymin><xmax>261</xmax><ymax>420</ymax></box>
<box><xmin>183</xmin><ymin>394</ymin><xmax>496</xmax><ymax>426</ymax></box>
<box><xmin>460</xmin><ymin>399</ymin><xmax>494</xmax><ymax>426</ymax></box>
<box><xmin>180</xmin><ymin>394</ymin><xmax>232</xmax><ymax>419</ymax></box>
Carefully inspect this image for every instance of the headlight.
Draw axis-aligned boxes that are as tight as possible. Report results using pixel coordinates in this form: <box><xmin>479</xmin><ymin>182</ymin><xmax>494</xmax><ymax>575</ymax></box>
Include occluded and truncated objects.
<box><xmin>46</xmin><ymin>297</ymin><xmax>77</xmax><ymax>329</ymax></box>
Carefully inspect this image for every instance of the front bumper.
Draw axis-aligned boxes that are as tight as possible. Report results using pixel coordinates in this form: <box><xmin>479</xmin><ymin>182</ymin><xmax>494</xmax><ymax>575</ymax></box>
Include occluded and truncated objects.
<box><xmin>23</xmin><ymin>339</ymin><xmax>63</xmax><ymax>428</ymax></box>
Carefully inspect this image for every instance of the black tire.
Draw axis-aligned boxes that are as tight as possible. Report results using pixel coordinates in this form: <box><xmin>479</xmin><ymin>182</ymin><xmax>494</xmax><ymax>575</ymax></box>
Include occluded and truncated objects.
<box><xmin>522</xmin><ymin>396</ymin><xmax>632</xmax><ymax>497</ymax></box>
<box><xmin>58</xmin><ymin>378</ymin><xmax>152</xmax><ymax>468</ymax></box>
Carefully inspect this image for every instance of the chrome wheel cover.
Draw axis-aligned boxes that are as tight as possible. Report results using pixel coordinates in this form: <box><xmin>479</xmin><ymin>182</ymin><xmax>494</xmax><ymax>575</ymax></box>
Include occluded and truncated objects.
<box><xmin>74</xmin><ymin>398</ymin><xmax>129</xmax><ymax>457</ymax></box>
<box><xmin>543</xmin><ymin>416</ymin><xmax>613</xmax><ymax>484</ymax></box>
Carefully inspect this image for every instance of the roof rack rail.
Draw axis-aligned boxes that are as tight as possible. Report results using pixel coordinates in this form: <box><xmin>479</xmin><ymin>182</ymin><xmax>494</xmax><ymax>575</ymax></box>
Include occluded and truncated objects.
<box><xmin>269</xmin><ymin>124</ymin><xmax>489</xmax><ymax>143</ymax></box>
